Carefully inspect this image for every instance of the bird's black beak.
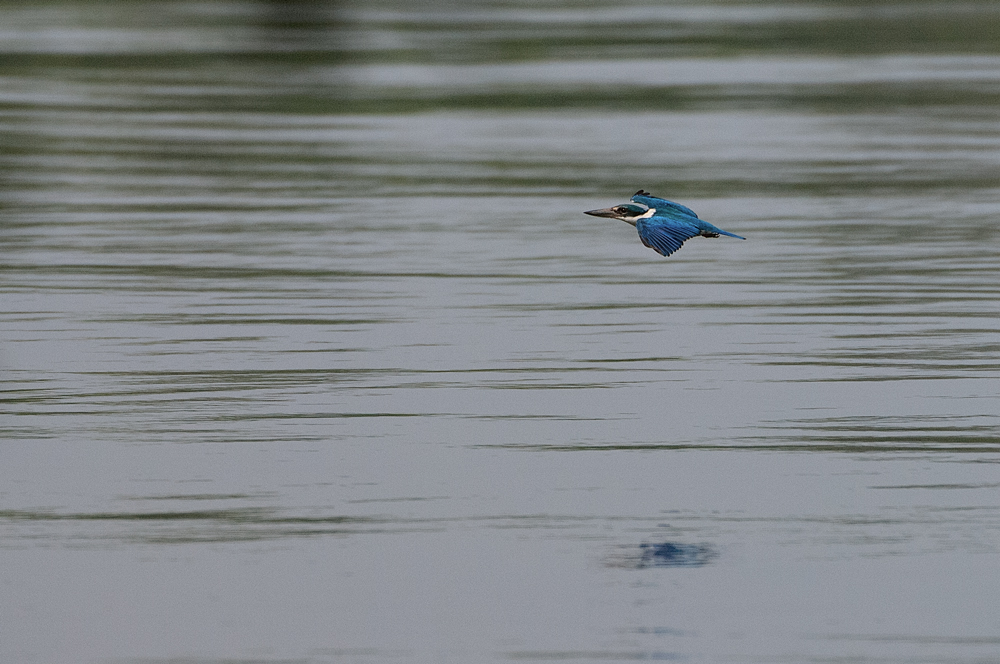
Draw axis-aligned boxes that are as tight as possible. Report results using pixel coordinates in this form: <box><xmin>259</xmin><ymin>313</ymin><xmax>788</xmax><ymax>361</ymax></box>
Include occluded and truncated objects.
<box><xmin>584</xmin><ymin>207</ymin><xmax>618</xmax><ymax>218</ymax></box>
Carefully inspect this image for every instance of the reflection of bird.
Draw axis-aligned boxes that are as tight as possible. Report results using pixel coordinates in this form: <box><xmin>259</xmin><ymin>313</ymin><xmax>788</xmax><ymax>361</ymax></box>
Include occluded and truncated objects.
<box><xmin>585</xmin><ymin>190</ymin><xmax>745</xmax><ymax>257</ymax></box>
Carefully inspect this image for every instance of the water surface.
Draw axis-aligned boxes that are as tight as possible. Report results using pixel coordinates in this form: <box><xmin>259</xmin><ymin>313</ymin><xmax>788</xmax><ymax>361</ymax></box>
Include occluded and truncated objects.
<box><xmin>3</xmin><ymin>1</ymin><xmax>1000</xmax><ymax>662</ymax></box>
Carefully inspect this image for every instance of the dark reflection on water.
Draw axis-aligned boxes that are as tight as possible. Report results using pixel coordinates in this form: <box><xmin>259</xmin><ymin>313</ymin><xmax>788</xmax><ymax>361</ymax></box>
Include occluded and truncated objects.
<box><xmin>3</xmin><ymin>1</ymin><xmax>1000</xmax><ymax>663</ymax></box>
<box><xmin>606</xmin><ymin>542</ymin><xmax>718</xmax><ymax>569</ymax></box>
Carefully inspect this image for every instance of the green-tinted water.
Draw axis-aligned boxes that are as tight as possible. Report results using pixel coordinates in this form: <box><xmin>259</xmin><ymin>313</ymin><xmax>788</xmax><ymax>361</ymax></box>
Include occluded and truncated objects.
<box><xmin>3</xmin><ymin>1</ymin><xmax>1000</xmax><ymax>662</ymax></box>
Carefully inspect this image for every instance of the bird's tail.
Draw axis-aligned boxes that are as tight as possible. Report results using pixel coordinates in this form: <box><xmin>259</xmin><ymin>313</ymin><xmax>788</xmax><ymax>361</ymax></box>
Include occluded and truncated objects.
<box><xmin>697</xmin><ymin>219</ymin><xmax>745</xmax><ymax>240</ymax></box>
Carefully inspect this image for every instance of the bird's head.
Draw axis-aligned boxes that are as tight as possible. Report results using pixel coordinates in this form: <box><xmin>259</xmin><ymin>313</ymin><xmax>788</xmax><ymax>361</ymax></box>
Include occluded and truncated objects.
<box><xmin>583</xmin><ymin>202</ymin><xmax>653</xmax><ymax>227</ymax></box>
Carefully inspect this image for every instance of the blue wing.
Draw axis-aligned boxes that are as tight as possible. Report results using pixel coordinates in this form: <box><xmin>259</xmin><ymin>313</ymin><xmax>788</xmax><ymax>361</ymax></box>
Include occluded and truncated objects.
<box><xmin>635</xmin><ymin>218</ymin><xmax>700</xmax><ymax>257</ymax></box>
<box><xmin>633</xmin><ymin>190</ymin><xmax>747</xmax><ymax>241</ymax></box>
<box><xmin>631</xmin><ymin>191</ymin><xmax>700</xmax><ymax>219</ymax></box>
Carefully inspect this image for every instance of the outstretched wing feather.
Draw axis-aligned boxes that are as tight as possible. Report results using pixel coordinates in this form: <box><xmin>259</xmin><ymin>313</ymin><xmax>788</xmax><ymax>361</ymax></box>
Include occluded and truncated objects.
<box><xmin>636</xmin><ymin>220</ymin><xmax>700</xmax><ymax>257</ymax></box>
<box><xmin>631</xmin><ymin>191</ymin><xmax>700</xmax><ymax>219</ymax></box>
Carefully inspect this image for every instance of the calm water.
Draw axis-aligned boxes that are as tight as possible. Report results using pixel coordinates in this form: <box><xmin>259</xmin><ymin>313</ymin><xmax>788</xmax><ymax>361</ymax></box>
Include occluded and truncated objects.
<box><xmin>3</xmin><ymin>1</ymin><xmax>1000</xmax><ymax>662</ymax></box>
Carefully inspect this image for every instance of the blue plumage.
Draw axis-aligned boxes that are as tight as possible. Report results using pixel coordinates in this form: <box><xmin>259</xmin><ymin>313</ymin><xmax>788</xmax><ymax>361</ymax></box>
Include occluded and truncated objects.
<box><xmin>584</xmin><ymin>189</ymin><xmax>745</xmax><ymax>258</ymax></box>
<box><xmin>630</xmin><ymin>191</ymin><xmax>700</xmax><ymax>219</ymax></box>
<box><xmin>635</xmin><ymin>217</ymin><xmax>699</xmax><ymax>257</ymax></box>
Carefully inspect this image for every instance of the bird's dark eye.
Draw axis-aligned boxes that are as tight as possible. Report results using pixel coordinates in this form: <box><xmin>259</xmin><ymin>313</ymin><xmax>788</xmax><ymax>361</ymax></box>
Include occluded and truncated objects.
<box><xmin>614</xmin><ymin>207</ymin><xmax>627</xmax><ymax>214</ymax></box>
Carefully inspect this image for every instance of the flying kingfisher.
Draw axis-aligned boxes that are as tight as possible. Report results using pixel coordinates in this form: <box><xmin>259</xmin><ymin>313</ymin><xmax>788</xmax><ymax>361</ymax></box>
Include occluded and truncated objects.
<box><xmin>585</xmin><ymin>190</ymin><xmax>745</xmax><ymax>257</ymax></box>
